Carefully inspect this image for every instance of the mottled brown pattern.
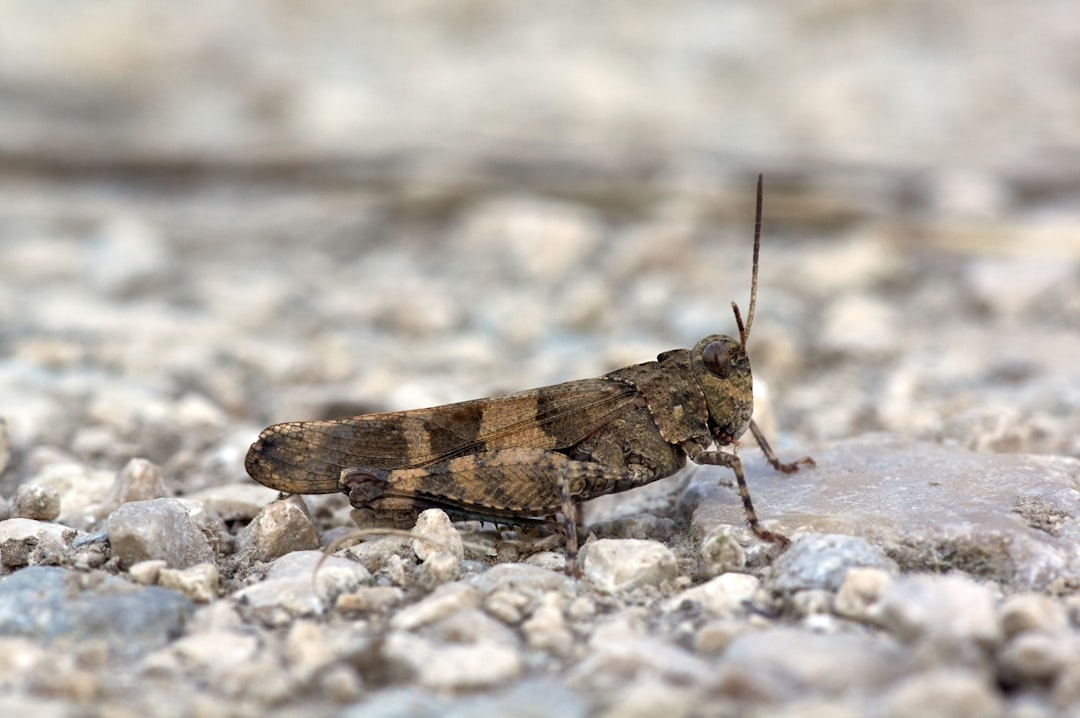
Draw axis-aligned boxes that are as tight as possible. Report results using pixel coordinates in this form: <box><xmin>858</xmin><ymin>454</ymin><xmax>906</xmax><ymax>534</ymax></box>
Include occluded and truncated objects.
<box><xmin>244</xmin><ymin>378</ymin><xmax>640</xmax><ymax>495</ymax></box>
<box><xmin>689</xmin><ymin>335</ymin><xmax>754</xmax><ymax>444</ymax></box>
<box><xmin>604</xmin><ymin>348</ymin><xmax>710</xmax><ymax>445</ymax></box>
<box><xmin>245</xmin><ymin>178</ymin><xmax>814</xmax><ymax>543</ymax></box>
<box><xmin>342</xmin><ymin>449</ymin><xmax>628</xmax><ymax>518</ymax></box>
<box><xmin>244</xmin><ymin>331</ymin><xmax>809</xmax><ymax>537</ymax></box>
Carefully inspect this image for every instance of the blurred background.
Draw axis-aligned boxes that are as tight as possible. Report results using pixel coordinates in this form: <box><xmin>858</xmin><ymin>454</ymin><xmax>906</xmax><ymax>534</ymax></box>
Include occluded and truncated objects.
<box><xmin>2</xmin><ymin>2</ymin><xmax>1078</xmax><ymax>166</ymax></box>
<box><xmin>0</xmin><ymin>0</ymin><xmax>1078</xmax><ymax>493</ymax></box>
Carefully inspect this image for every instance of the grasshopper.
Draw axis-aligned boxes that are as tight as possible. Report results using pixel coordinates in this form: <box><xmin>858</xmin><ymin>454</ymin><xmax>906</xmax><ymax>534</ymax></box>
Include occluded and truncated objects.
<box><xmin>245</xmin><ymin>174</ymin><xmax>813</xmax><ymax>570</ymax></box>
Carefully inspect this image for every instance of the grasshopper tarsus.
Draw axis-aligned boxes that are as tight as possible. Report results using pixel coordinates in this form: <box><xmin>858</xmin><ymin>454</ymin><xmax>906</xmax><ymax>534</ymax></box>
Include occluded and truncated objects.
<box><xmin>748</xmin><ymin>419</ymin><xmax>816</xmax><ymax>474</ymax></box>
<box><xmin>751</xmin><ymin>525</ymin><xmax>792</xmax><ymax>550</ymax></box>
<box><xmin>778</xmin><ymin>456</ymin><xmax>816</xmax><ymax>473</ymax></box>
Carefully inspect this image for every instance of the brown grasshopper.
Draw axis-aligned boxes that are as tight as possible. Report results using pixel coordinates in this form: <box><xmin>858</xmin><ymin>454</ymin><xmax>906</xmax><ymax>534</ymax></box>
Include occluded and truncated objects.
<box><xmin>245</xmin><ymin>174</ymin><xmax>813</xmax><ymax>569</ymax></box>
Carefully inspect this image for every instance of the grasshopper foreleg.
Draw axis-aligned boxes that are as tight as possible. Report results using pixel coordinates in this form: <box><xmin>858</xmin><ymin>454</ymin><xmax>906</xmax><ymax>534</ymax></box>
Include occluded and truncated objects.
<box><xmin>691</xmin><ymin>448</ymin><xmax>791</xmax><ymax>548</ymax></box>
<box><xmin>748</xmin><ymin>419</ymin><xmax>815</xmax><ymax>474</ymax></box>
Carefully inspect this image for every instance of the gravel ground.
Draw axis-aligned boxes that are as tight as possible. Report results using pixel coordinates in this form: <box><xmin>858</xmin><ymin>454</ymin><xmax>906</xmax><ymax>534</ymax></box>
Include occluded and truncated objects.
<box><xmin>1</xmin><ymin>3</ymin><xmax>1079</xmax><ymax>717</ymax></box>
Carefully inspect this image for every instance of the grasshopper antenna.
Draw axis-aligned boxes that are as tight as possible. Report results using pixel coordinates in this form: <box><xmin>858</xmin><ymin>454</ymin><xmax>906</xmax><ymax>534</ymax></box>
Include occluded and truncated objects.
<box><xmin>732</xmin><ymin>172</ymin><xmax>763</xmax><ymax>350</ymax></box>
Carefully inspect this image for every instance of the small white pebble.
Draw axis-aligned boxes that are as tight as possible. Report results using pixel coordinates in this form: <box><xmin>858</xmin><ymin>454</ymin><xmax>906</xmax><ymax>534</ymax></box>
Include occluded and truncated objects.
<box><xmin>834</xmin><ymin>567</ymin><xmax>893</xmax><ymax>623</ymax></box>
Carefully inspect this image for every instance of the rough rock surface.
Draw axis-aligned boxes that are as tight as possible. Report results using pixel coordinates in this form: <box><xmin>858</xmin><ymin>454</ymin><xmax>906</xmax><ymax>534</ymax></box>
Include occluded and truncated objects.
<box><xmin>687</xmin><ymin>436</ymin><xmax>1080</xmax><ymax>590</ymax></box>
<box><xmin>106</xmin><ymin>498</ymin><xmax>217</xmax><ymax>569</ymax></box>
<box><xmin>0</xmin><ymin>566</ymin><xmax>194</xmax><ymax>659</ymax></box>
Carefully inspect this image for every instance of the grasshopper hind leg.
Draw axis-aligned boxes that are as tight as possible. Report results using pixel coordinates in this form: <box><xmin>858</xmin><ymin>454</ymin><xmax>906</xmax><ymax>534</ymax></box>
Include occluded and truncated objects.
<box><xmin>558</xmin><ymin>465</ymin><xmax>586</xmax><ymax>577</ymax></box>
<box><xmin>340</xmin><ymin>466</ymin><xmax>556</xmax><ymax>529</ymax></box>
<box><xmin>338</xmin><ymin>449</ymin><xmax>630</xmax><ymax>575</ymax></box>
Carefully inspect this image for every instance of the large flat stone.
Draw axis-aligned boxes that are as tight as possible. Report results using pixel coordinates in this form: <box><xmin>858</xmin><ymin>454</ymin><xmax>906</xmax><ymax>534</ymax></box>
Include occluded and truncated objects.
<box><xmin>685</xmin><ymin>434</ymin><xmax>1080</xmax><ymax>590</ymax></box>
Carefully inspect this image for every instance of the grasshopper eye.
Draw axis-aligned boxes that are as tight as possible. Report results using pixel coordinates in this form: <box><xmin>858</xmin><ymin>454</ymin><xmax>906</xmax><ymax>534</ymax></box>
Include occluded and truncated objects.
<box><xmin>702</xmin><ymin>340</ymin><xmax>731</xmax><ymax>378</ymax></box>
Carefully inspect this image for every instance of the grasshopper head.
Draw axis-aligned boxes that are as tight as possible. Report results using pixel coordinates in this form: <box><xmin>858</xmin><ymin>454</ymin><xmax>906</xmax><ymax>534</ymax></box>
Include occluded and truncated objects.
<box><xmin>691</xmin><ymin>334</ymin><xmax>753</xmax><ymax>446</ymax></box>
<box><xmin>692</xmin><ymin>172</ymin><xmax>765</xmax><ymax>447</ymax></box>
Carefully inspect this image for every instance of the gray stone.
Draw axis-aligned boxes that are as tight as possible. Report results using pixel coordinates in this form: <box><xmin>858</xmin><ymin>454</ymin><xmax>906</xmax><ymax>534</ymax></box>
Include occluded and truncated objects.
<box><xmin>521</xmin><ymin>592</ymin><xmax>574</xmax><ymax>656</ymax></box>
<box><xmin>24</xmin><ymin>461</ymin><xmax>115</xmax><ymax>530</ymax></box>
<box><xmin>0</xmin><ymin>566</ymin><xmax>193</xmax><ymax>659</ymax></box>
<box><xmin>877</xmin><ymin>574</ymin><xmax>1001</xmax><ymax>652</ymax></box>
<box><xmin>232</xmin><ymin>550</ymin><xmax>370</xmax><ymax>622</ymax></box>
<box><xmin>159</xmin><ymin>630</ymin><xmax>261</xmax><ymax>676</ymax></box>
<box><xmin>880</xmin><ymin>669</ymin><xmax>1003</xmax><ymax>718</ymax></box>
<box><xmin>442</xmin><ymin>679</ymin><xmax>587</xmax><ymax>718</ymax></box>
<box><xmin>428</xmin><ymin>608</ymin><xmax>521</xmax><ymax>650</ymax></box>
<box><xmin>695</xmin><ymin>525</ymin><xmax>747</xmax><ymax>577</ymax></box>
<box><xmin>85</xmin><ymin>457</ymin><xmax>169</xmax><ymax>525</ymax></box>
<box><xmin>335</xmin><ymin>586</ymin><xmax>405</xmax><ymax>614</ymax></box>
<box><xmin>390</xmin><ymin>582</ymin><xmax>481</xmax><ymax>631</ymax></box>
<box><xmin>522</xmin><ymin>550</ymin><xmax>567</xmax><ymax>572</ymax></box>
<box><xmin>996</xmin><ymin>632</ymin><xmax>1077</xmax><ymax>687</ymax></box>
<box><xmin>998</xmin><ymin>592</ymin><xmax>1069</xmax><ymax>638</ymax></box>
<box><xmin>174</xmin><ymin>498</ymin><xmax>230</xmax><ymax>555</ymax></box>
<box><xmin>381</xmin><ymin>630</ymin><xmax>523</xmax><ymax>691</ymax></box>
<box><xmin>106</xmin><ymin>498</ymin><xmax>215</xmax><ymax>569</ymax></box>
<box><xmin>342</xmin><ymin>679</ymin><xmax>587</xmax><ymax>718</ymax></box>
<box><xmin>172</xmin><ymin>392</ymin><xmax>228</xmax><ymax>430</ymax></box>
<box><xmin>581</xmin><ymin>539</ymin><xmax>678</xmax><ymax>593</ymax></box>
<box><xmin>664</xmin><ymin>572</ymin><xmax>760</xmax><ymax>618</ymax></box>
<box><xmin>128</xmin><ymin>559</ymin><xmax>168</xmax><ymax>585</ymax></box>
<box><xmin>11</xmin><ymin>484</ymin><xmax>60</xmax><ymax>521</ymax></box>
<box><xmin>600</xmin><ymin>677</ymin><xmax>701</xmax><ymax>718</ymax></box>
<box><xmin>283</xmin><ymin>620</ymin><xmax>351</xmax><ymax>685</ymax></box>
<box><xmin>412</xmin><ymin>509</ymin><xmax>464</xmax><ymax>562</ymax></box>
<box><xmin>184</xmin><ymin>482</ymin><xmax>280</xmax><ymax>521</ymax></box>
<box><xmin>238</xmin><ymin>495</ymin><xmax>320</xmax><ymax>563</ymax></box>
<box><xmin>0</xmin><ymin>519</ymin><xmax>76</xmax><ymax>568</ymax></box>
<box><xmin>484</xmin><ymin>588</ymin><xmax>531</xmax><ymax>624</ymax></box>
<box><xmin>716</xmin><ymin>627</ymin><xmax>910</xmax><ymax>702</ymax></box>
<box><xmin>468</xmin><ymin>562</ymin><xmax>572</xmax><ymax>599</ymax></box>
<box><xmin>692</xmin><ymin>619</ymin><xmax>745</xmax><ymax>655</ymax></box>
<box><xmin>769</xmin><ymin>534</ymin><xmax>897</xmax><ymax>595</ymax></box>
<box><xmin>419</xmin><ymin>550</ymin><xmax>461</xmax><ymax>587</ymax></box>
<box><xmin>335</xmin><ymin>533</ymin><xmax>415</xmax><ymax>575</ymax></box>
<box><xmin>567</xmin><ymin>636</ymin><xmax>714</xmax><ymax>693</ymax></box>
<box><xmin>687</xmin><ymin>436</ymin><xmax>1080</xmax><ymax>590</ymax></box>
<box><xmin>0</xmin><ymin>637</ymin><xmax>47</xmax><ymax>694</ymax></box>
<box><xmin>0</xmin><ymin>695</ymin><xmax>78</xmax><ymax>718</ymax></box>
<box><xmin>833</xmin><ymin>567</ymin><xmax>894</xmax><ymax>623</ymax></box>
<box><xmin>157</xmin><ymin>563</ymin><xmax>220</xmax><ymax>604</ymax></box>
<box><xmin>340</xmin><ymin>687</ymin><xmax>448</xmax><ymax>718</ymax></box>
<box><xmin>790</xmin><ymin>589</ymin><xmax>837</xmax><ymax>619</ymax></box>
<box><xmin>942</xmin><ymin>405</ymin><xmax>1063</xmax><ymax>456</ymax></box>
<box><xmin>380</xmin><ymin>553</ymin><xmax>408</xmax><ymax>586</ymax></box>
<box><xmin>588</xmin><ymin>606</ymin><xmax>651</xmax><ymax>645</ymax></box>
<box><xmin>1054</xmin><ymin>660</ymin><xmax>1080</xmax><ymax>708</ymax></box>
